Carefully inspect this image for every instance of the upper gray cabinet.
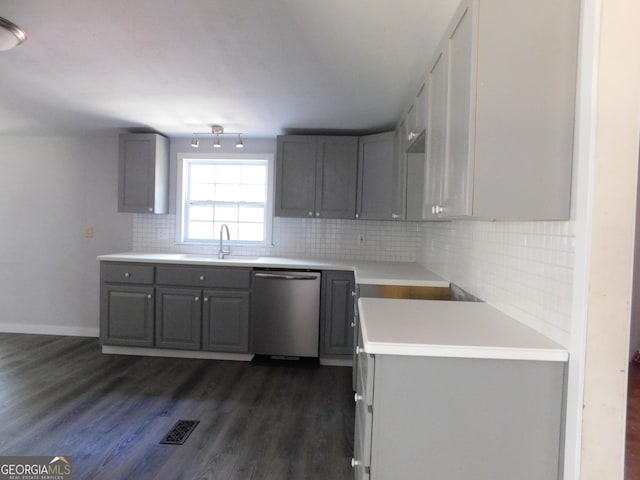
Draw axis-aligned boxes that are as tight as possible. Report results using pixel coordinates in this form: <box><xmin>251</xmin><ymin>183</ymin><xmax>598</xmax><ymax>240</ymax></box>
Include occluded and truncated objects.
<box><xmin>275</xmin><ymin>135</ymin><xmax>358</xmax><ymax>219</ymax></box>
<box><xmin>356</xmin><ymin>131</ymin><xmax>402</xmax><ymax>221</ymax></box>
<box><xmin>118</xmin><ymin>133</ymin><xmax>169</xmax><ymax>214</ymax></box>
<box><xmin>423</xmin><ymin>0</ymin><xmax>579</xmax><ymax>220</ymax></box>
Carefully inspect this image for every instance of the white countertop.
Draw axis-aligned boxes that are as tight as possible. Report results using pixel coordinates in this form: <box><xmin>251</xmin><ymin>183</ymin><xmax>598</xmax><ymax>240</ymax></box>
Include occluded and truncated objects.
<box><xmin>97</xmin><ymin>252</ymin><xmax>449</xmax><ymax>287</ymax></box>
<box><xmin>358</xmin><ymin>298</ymin><xmax>568</xmax><ymax>362</ymax></box>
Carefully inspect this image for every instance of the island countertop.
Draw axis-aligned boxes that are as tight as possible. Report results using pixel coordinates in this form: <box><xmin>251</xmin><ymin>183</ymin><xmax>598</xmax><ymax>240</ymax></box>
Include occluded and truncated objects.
<box><xmin>97</xmin><ymin>252</ymin><xmax>449</xmax><ymax>288</ymax></box>
<box><xmin>358</xmin><ymin>297</ymin><xmax>568</xmax><ymax>362</ymax></box>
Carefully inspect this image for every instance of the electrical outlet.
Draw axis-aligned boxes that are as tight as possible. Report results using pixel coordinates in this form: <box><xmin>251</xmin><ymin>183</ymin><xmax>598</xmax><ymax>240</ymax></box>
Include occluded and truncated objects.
<box><xmin>84</xmin><ymin>226</ymin><xmax>94</xmax><ymax>238</ymax></box>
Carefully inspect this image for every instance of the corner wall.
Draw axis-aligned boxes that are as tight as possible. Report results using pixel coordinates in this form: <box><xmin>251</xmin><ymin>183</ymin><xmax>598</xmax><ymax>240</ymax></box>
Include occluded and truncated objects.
<box><xmin>0</xmin><ymin>134</ymin><xmax>132</xmax><ymax>336</ymax></box>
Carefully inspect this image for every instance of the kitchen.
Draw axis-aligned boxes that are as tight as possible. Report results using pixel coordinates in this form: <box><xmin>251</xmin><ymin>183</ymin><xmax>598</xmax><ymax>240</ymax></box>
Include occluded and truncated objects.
<box><xmin>0</xmin><ymin>0</ymin><xmax>638</xmax><ymax>479</ymax></box>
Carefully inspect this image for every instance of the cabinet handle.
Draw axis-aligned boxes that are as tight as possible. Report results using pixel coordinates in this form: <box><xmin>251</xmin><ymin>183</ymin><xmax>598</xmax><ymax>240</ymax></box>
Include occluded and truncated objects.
<box><xmin>351</xmin><ymin>458</ymin><xmax>361</xmax><ymax>468</ymax></box>
<box><xmin>315</xmin><ymin>212</ymin><xmax>320</xmax><ymax>217</ymax></box>
<box><xmin>124</xmin><ymin>272</ymin><xmax>131</xmax><ymax>278</ymax></box>
<box><xmin>351</xmin><ymin>291</ymin><xmax>357</xmax><ymax>297</ymax></box>
<box><xmin>436</xmin><ymin>205</ymin><xmax>444</xmax><ymax>214</ymax></box>
<box><xmin>147</xmin><ymin>294</ymin><xmax>152</xmax><ymax>299</ymax></box>
<box><xmin>391</xmin><ymin>213</ymin><xmax>399</xmax><ymax>219</ymax></box>
<box><xmin>199</xmin><ymin>275</ymin><xmax>205</xmax><ymax>281</ymax></box>
<box><xmin>203</xmin><ymin>297</ymin><xmax>209</xmax><ymax>302</ymax></box>
<box><xmin>354</xmin><ymin>393</ymin><xmax>363</xmax><ymax>402</ymax></box>
<box><xmin>351</xmin><ymin>321</ymin><xmax>356</xmax><ymax>328</ymax></box>
<box><xmin>148</xmin><ymin>207</ymin><xmax>153</xmax><ymax>212</ymax></box>
<box><xmin>308</xmin><ymin>211</ymin><xmax>313</xmax><ymax>216</ymax></box>
<box><xmin>194</xmin><ymin>296</ymin><xmax>200</xmax><ymax>301</ymax></box>
<box><xmin>355</xmin><ymin>213</ymin><xmax>359</xmax><ymax>219</ymax></box>
<box><xmin>356</xmin><ymin>346</ymin><xmax>363</xmax><ymax>354</ymax></box>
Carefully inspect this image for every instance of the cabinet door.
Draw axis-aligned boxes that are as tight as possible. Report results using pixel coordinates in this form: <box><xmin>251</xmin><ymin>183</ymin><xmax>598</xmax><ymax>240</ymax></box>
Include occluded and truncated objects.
<box><xmin>357</xmin><ymin>132</ymin><xmax>396</xmax><ymax>220</ymax></box>
<box><xmin>155</xmin><ymin>287</ymin><xmax>202</xmax><ymax>350</ymax></box>
<box><xmin>423</xmin><ymin>50</ymin><xmax>448</xmax><ymax>219</ymax></box>
<box><xmin>118</xmin><ymin>133</ymin><xmax>168</xmax><ymax>214</ymax></box>
<box><xmin>321</xmin><ymin>271</ymin><xmax>355</xmax><ymax>357</ymax></box>
<box><xmin>444</xmin><ymin>4</ymin><xmax>474</xmax><ymax>217</ymax></box>
<box><xmin>393</xmin><ymin>127</ymin><xmax>407</xmax><ymax>220</ymax></box>
<box><xmin>414</xmin><ymin>81</ymin><xmax>427</xmax><ymax>136</ymax></box>
<box><xmin>275</xmin><ymin>135</ymin><xmax>317</xmax><ymax>217</ymax></box>
<box><xmin>316</xmin><ymin>136</ymin><xmax>358</xmax><ymax>218</ymax></box>
<box><xmin>202</xmin><ymin>290</ymin><xmax>250</xmax><ymax>353</ymax></box>
<box><xmin>101</xmin><ymin>285</ymin><xmax>154</xmax><ymax>347</ymax></box>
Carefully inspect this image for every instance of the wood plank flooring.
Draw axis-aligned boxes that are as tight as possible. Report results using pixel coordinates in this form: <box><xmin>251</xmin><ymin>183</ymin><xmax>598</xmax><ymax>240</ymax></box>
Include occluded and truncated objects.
<box><xmin>627</xmin><ymin>363</ymin><xmax>640</xmax><ymax>479</ymax></box>
<box><xmin>0</xmin><ymin>333</ymin><xmax>354</xmax><ymax>480</ymax></box>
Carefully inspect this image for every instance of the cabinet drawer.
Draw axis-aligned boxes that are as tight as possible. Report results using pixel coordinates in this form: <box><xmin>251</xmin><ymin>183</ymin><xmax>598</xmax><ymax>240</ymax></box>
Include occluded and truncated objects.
<box><xmin>156</xmin><ymin>266</ymin><xmax>251</xmax><ymax>289</ymax></box>
<box><xmin>102</xmin><ymin>263</ymin><xmax>154</xmax><ymax>284</ymax></box>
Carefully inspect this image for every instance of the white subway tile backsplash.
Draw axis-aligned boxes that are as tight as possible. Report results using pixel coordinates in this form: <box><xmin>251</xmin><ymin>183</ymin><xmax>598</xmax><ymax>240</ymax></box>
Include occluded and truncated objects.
<box><xmin>132</xmin><ymin>214</ymin><xmax>419</xmax><ymax>262</ymax></box>
<box><xmin>417</xmin><ymin>221</ymin><xmax>574</xmax><ymax>347</ymax></box>
<box><xmin>132</xmin><ymin>213</ymin><xmax>574</xmax><ymax>347</ymax></box>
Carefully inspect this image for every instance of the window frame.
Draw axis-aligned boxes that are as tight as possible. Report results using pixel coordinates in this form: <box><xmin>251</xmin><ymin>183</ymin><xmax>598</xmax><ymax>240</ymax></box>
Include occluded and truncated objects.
<box><xmin>176</xmin><ymin>152</ymin><xmax>274</xmax><ymax>246</ymax></box>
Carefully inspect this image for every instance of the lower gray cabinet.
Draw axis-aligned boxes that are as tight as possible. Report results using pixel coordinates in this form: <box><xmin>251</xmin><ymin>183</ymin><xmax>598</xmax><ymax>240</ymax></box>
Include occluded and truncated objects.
<box><xmin>202</xmin><ymin>290</ymin><xmax>250</xmax><ymax>353</ymax></box>
<box><xmin>101</xmin><ymin>285</ymin><xmax>154</xmax><ymax>347</ymax></box>
<box><xmin>100</xmin><ymin>262</ymin><xmax>251</xmax><ymax>353</ymax></box>
<box><xmin>100</xmin><ymin>262</ymin><xmax>155</xmax><ymax>347</ymax></box>
<box><xmin>320</xmin><ymin>271</ymin><xmax>355</xmax><ymax>357</ymax></box>
<box><xmin>155</xmin><ymin>287</ymin><xmax>202</xmax><ymax>350</ymax></box>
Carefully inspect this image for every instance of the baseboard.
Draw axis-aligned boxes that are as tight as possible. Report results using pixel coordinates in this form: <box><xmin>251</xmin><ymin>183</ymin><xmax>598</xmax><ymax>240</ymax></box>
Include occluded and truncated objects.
<box><xmin>319</xmin><ymin>357</ymin><xmax>353</xmax><ymax>367</ymax></box>
<box><xmin>102</xmin><ymin>345</ymin><xmax>254</xmax><ymax>361</ymax></box>
<box><xmin>0</xmin><ymin>323</ymin><xmax>99</xmax><ymax>338</ymax></box>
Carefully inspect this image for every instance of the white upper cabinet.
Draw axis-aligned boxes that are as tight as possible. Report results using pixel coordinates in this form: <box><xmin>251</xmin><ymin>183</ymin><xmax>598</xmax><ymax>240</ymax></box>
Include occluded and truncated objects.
<box><xmin>423</xmin><ymin>0</ymin><xmax>579</xmax><ymax>220</ymax></box>
<box><xmin>423</xmin><ymin>51</ymin><xmax>448</xmax><ymax>219</ymax></box>
<box><xmin>405</xmin><ymin>79</ymin><xmax>427</xmax><ymax>147</ymax></box>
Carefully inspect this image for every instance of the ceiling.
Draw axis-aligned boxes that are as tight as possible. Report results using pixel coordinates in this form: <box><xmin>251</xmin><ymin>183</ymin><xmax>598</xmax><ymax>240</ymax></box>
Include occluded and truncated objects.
<box><xmin>0</xmin><ymin>0</ymin><xmax>457</xmax><ymax>138</ymax></box>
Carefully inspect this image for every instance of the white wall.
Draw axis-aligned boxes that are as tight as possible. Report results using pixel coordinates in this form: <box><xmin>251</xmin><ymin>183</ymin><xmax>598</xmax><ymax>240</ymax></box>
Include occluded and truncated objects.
<box><xmin>0</xmin><ymin>134</ymin><xmax>132</xmax><ymax>336</ymax></box>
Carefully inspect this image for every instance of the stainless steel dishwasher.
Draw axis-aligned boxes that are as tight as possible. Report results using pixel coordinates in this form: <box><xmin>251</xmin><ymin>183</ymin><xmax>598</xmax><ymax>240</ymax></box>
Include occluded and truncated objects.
<box><xmin>251</xmin><ymin>270</ymin><xmax>321</xmax><ymax>358</ymax></box>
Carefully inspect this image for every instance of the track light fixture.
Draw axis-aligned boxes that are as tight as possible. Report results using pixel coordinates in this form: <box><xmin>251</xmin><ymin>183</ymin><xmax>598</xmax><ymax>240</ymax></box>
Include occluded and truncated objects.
<box><xmin>191</xmin><ymin>125</ymin><xmax>244</xmax><ymax>149</ymax></box>
<box><xmin>0</xmin><ymin>17</ymin><xmax>27</xmax><ymax>51</ymax></box>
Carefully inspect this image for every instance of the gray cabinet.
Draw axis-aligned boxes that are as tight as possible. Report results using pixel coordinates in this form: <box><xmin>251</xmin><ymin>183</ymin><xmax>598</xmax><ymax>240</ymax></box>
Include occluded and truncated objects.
<box><xmin>155</xmin><ymin>287</ymin><xmax>202</xmax><ymax>350</ymax></box>
<box><xmin>202</xmin><ymin>290</ymin><xmax>250</xmax><ymax>352</ymax></box>
<box><xmin>352</xmin><ymin>329</ymin><xmax>566</xmax><ymax>480</ymax></box>
<box><xmin>100</xmin><ymin>263</ymin><xmax>154</xmax><ymax>347</ymax></box>
<box><xmin>275</xmin><ymin>135</ymin><xmax>358</xmax><ymax>219</ymax></box>
<box><xmin>356</xmin><ymin>132</ymin><xmax>401</xmax><ymax>221</ymax></box>
<box><xmin>320</xmin><ymin>271</ymin><xmax>355</xmax><ymax>357</ymax></box>
<box><xmin>423</xmin><ymin>0</ymin><xmax>579</xmax><ymax>220</ymax></box>
<box><xmin>100</xmin><ymin>262</ymin><xmax>251</xmax><ymax>353</ymax></box>
<box><xmin>118</xmin><ymin>133</ymin><xmax>169</xmax><ymax>214</ymax></box>
<box><xmin>156</xmin><ymin>265</ymin><xmax>251</xmax><ymax>353</ymax></box>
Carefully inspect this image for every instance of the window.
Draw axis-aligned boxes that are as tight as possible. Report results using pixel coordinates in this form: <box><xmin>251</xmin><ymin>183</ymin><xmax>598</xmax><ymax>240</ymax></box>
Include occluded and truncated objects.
<box><xmin>177</xmin><ymin>153</ymin><xmax>273</xmax><ymax>245</ymax></box>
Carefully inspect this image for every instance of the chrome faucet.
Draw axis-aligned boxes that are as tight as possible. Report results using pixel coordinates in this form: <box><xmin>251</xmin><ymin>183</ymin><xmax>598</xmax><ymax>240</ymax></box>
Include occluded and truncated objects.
<box><xmin>218</xmin><ymin>224</ymin><xmax>231</xmax><ymax>259</ymax></box>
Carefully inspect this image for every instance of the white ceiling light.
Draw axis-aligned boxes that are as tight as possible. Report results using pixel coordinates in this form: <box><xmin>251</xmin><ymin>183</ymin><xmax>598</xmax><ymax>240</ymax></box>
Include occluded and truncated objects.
<box><xmin>0</xmin><ymin>17</ymin><xmax>27</xmax><ymax>51</ymax></box>
<box><xmin>191</xmin><ymin>125</ymin><xmax>243</xmax><ymax>149</ymax></box>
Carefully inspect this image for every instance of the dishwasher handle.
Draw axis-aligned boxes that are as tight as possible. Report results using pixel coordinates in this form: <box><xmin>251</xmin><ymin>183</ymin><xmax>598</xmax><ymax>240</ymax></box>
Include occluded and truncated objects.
<box><xmin>254</xmin><ymin>272</ymin><xmax>319</xmax><ymax>281</ymax></box>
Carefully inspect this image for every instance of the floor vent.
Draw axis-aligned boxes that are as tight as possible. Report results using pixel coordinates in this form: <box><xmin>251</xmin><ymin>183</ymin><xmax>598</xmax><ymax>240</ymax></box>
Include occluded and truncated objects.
<box><xmin>160</xmin><ymin>420</ymin><xmax>199</xmax><ymax>445</ymax></box>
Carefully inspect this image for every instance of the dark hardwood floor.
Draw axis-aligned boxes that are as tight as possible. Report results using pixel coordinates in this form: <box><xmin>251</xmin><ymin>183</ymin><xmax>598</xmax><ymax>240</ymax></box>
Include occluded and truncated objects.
<box><xmin>628</xmin><ymin>363</ymin><xmax>640</xmax><ymax>479</ymax></box>
<box><xmin>0</xmin><ymin>333</ymin><xmax>354</xmax><ymax>480</ymax></box>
